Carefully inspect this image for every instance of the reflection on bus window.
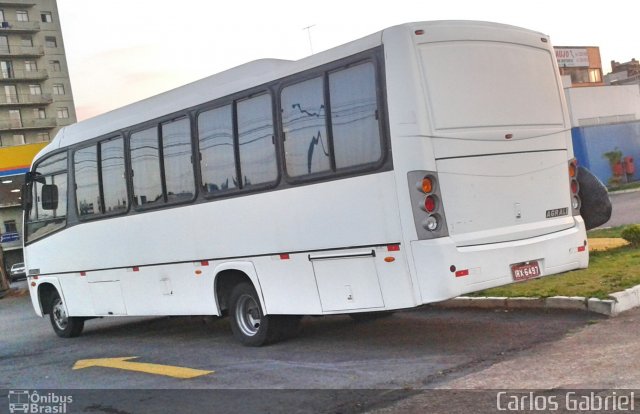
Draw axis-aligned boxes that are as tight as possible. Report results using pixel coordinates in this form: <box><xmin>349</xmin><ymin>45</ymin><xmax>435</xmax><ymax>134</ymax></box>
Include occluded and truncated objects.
<box><xmin>131</xmin><ymin>127</ymin><xmax>163</xmax><ymax>207</ymax></box>
<box><xmin>162</xmin><ymin>117</ymin><xmax>195</xmax><ymax>202</ymax></box>
<box><xmin>74</xmin><ymin>145</ymin><xmax>100</xmax><ymax>217</ymax></box>
<box><xmin>237</xmin><ymin>94</ymin><xmax>277</xmax><ymax>187</ymax></box>
<box><xmin>329</xmin><ymin>62</ymin><xmax>381</xmax><ymax>169</ymax></box>
<box><xmin>281</xmin><ymin>77</ymin><xmax>331</xmax><ymax>177</ymax></box>
<box><xmin>198</xmin><ymin>105</ymin><xmax>237</xmax><ymax>194</ymax></box>
<box><xmin>26</xmin><ymin>152</ymin><xmax>67</xmax><ymax>240</ymax></box>
<box><xmin>101</xmin><ymin>137</ymin><xmax>128</xmax><ymax>213</ymax></box>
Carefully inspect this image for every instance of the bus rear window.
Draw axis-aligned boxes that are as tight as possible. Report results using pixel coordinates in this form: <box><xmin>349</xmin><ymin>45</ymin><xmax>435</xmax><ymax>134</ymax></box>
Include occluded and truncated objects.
<box><xmin>419</xmin><ymin>41</ymin><xmax>564</xmax><ymax>131</ymax></box>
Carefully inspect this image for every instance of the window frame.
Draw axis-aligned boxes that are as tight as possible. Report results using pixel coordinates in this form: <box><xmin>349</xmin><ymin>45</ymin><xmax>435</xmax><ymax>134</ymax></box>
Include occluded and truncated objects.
<box><xmin>194</xmin><ymin>88</ymin><xmax>281</xmax><ymax>201</ymax></box>
<box><xmin>16</xmin><ymin>10</ymin><xmax>28</xmax><ymax>22</ymax></box>
<box><xmin>72</xmin><ymin>135</ymin><xmax>130</xmax><ymax>222</ymax></box>
<box><xmin>24</xmin><ymin>150</ymin><xmax>69</xmax><ymax>244</ymax></box>
<box><xmin>52</xmin><ymin>83</ymin><xmax>65</xmax><ymax>95</ymax></box>
<box><xmin>275</xmin><ymin>54</ymin><xmax>388</xmax><ymax>185</ymax></box>
<box><xmin>128</xmin><ymin>114</ymin><xmax>198</xmax><ymax>212</ymax></box>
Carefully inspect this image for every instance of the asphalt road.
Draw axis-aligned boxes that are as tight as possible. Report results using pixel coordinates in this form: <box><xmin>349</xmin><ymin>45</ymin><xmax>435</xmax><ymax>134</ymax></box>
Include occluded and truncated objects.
<box><xmin>598</xmin><ymin>190</ymin><xmax>640</xmax><ymax>228</ymax></box>
<box><xmin>0</xmin><ymin>289</ymin><xmax>600</xmax><ymax>413</ymax></box>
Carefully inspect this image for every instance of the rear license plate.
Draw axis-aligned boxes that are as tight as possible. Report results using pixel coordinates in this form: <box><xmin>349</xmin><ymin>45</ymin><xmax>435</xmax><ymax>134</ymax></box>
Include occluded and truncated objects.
<box><xmin>511</xmin><ymin>261</ymin><xmax>541</xmax><ymax>282</ymax></box>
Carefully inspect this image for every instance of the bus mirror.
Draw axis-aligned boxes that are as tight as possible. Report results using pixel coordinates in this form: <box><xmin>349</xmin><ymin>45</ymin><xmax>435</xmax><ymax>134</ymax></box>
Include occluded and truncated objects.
<box><xmin>25</xmin><ymin>171</ymin><xmax>46</xmax><ymax>184</ymax></box>
<box><xmin>21</xmin><ymin>184</ymin><xmax>32</xmax><ymax>211</ymax></box>
<box><xmin>41</xmin><ymin>184</ymin><xmax>59</xmax><ymax>210</ymax></box>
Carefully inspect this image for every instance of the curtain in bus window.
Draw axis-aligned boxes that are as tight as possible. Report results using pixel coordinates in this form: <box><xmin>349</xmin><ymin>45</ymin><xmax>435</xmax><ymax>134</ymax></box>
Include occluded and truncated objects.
<box><xmin>329</xmin><ymin>63</ymin><xmax>381</xmax><ymax>169</ymax></box>
<box><xmin>74</xmin><ymin>145</ymin><xmax>100</xmax><ymax>217</ymax></box>
<box><xmin>101</xmin><ymin>137</ymin><xmax>127</xmax><ymax>213</ymax></box>
<box><xmin>130</xmin><ymin>127</ymin><xmax>163</xmax><ymax>207</ymax></box>
<box><xmin>162</xmin><ymin>118</ymin><xmax>195</xmax><ymax>202</ymax></box>
<box><xmin>281</xmin><ymin>77</ymin><xmax>331</xmax><ymax>177</ymax></box>
<box><xmin>237</xmin><ymin>94</ymin><xmax>277</xmax><ymax>187</ymax></box>
<box><xmin>198</xmin><ymin>105</ymin><xmax>237</xmax><ymax>193</ymax></box>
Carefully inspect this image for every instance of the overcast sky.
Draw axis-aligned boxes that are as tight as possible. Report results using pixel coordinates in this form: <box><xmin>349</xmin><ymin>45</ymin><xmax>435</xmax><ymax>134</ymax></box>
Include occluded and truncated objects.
<box><xmin>56</xmin><ymin>0</ymin><xmax>638</xmax><ymax>121</ymax></box>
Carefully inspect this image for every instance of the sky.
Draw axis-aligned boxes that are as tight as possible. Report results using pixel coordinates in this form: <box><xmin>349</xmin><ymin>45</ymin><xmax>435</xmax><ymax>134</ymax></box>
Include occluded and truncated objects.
<box><xmin>55</xmin><ymin>0</ymin><xmax>639</xmax><ymax>121</ymax></box>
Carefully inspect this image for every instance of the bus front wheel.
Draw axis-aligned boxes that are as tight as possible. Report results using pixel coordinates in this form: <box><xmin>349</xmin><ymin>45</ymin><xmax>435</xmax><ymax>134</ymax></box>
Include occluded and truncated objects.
<box><xmin>228</xmin><ymin>282</ymin><xmax>284</xmax><ymax>346</ymax></box>
<box><xmin>49</xmin><ymin>292</ymin><xmax>84</xmax><ymax>338</ymax></box>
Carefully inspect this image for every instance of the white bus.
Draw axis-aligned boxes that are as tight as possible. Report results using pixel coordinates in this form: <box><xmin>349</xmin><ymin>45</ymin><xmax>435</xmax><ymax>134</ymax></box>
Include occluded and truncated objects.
<box><xmin>24</xmin><ymin>21</ymin><xmax>588</xmax><ymax>346</ymax></box>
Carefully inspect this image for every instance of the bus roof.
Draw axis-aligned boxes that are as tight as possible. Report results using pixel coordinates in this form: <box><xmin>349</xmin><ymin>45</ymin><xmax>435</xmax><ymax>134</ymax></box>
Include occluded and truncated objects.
<box><xmin>35</xmin><ymin>20</ymin><xmax>547</xmax><ymax>163</ymax></box>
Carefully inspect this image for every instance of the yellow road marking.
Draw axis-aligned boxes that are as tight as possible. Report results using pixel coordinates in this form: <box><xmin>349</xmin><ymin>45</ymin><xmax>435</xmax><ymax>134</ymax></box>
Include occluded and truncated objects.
<box><xmin>73</xmin><ymin>357</ymin><xmax>213</xmax><ymax>379</ymax></box>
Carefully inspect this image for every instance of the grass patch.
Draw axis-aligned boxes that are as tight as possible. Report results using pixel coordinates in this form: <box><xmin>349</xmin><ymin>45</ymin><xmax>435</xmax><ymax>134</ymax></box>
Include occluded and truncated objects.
<box><xmin>588</xmin><ymin>225</ymin><xmax>630</xmax><ymax>239</ymax></box>
<box><xmin>609</xmin><ymin>181</ymin><xmax>640</xmax><ymax>192</ymax></box>
<box><xmin>472</xmin><ymin>245</ymin><xmax>640</xmax><ymax>299</ymax></box>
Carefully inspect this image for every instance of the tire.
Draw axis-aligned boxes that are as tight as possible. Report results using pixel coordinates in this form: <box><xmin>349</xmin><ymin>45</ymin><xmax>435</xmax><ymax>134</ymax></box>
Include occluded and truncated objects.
<box><xmin>349</xmin><ymin>311</ymin><xmax>394</xmax><ymax>322</ymax></box>
<box><xmin>228</xmin><ymin>283</ymin><xmax>284</xmax><ymax>346</ymax></box>
<box><xmin>229</xmin><ymin>283</ymin><xmax>302</xmax><ymax>346</ymax></box>
<box><xmin>49</xmin><ymin>292</ymin><xmax>84</xmax><ymax>338</ymax></box>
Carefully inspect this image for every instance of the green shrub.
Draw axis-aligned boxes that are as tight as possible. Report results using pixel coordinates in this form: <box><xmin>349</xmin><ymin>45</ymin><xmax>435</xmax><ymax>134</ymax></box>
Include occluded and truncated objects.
<box><xmin>621</xmin><ymin>225</ymin><xmax>640</xmax><ymax>247</ymax></box>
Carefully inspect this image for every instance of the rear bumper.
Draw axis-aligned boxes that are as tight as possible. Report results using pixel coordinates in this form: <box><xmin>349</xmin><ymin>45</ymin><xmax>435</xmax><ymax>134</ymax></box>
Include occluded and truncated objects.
<box><xmin>410</xmin><ymin>217</ymin><xmax>589</xmax><ymax>304</ymax></box>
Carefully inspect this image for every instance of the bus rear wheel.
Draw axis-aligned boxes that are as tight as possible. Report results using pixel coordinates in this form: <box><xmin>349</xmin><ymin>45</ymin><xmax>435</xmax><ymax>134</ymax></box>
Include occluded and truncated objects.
<box><xmin>49</xmin><ymin>292</ymin><xmax>84</xmax><ymax>338</ymax></box>
<box><xmin>228</xmin><ymin>283</ymin><xmax>288</xmax><ymax>346</ymax></box>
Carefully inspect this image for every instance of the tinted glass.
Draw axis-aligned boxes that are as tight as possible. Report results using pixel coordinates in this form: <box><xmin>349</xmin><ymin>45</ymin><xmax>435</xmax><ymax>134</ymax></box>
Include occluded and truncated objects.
<box><xmin>198</xmin><ymin>105</ymin><xmax>237</xmax><ymax>194</ymax></box>
<box><xmin>281</xmin><ymin>77</ymin><xmax>331</xmax><ymax>177</ymax></box>
<box><xmin>101</xmin><ymin>137</ymin><xmax>128</xmax><ymax>213</ymax></box>
<box><xmin>162</xmin><ymin>118</ymin><xmax>195</xmax><ymax>202</ymax></box>
<box><xmin>329</xmin><ymin>63</ymin><xmax>381</xmax><ymax>169</ymax></box>
<box><xmin>74</xmin><ymin>145</ymin><xmax>100</xmax><ymax>217</ymax></box>
<box><xmin>237</xmin><ymin>94</ymin><xmax>277</xmax><ymax>187</ymax></box>
<box><xmin>130</xmin><ymin>127</ymin><xmax>163</xmax><ymax>207</ymax></box>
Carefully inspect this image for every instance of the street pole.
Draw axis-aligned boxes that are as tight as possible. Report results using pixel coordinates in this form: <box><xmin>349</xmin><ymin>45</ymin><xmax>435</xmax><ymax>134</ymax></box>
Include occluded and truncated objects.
<box><xmin>0</xmin><ymin>244</ymin><xmax>10</xmax><ymax>294</ymax></box>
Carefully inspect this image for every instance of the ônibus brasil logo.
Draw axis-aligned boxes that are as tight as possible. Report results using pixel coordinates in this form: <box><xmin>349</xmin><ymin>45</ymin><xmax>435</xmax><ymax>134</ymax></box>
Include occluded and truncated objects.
<box><xmin>8</xmin><ymin>390</ymin><xmax>73</xmax><ymax>414</ymax></box>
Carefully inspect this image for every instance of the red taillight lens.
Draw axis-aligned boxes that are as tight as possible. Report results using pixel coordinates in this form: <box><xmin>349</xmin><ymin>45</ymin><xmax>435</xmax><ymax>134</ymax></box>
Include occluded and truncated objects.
<box><xmin>571</xmin><ymin>180</ymin><xmax>579</xmax><ymax>194</ymax></box>
<box><xmin>424</xmin><ymin>196</ymin><xmax>436</xmax><ymax>212</ymax></box>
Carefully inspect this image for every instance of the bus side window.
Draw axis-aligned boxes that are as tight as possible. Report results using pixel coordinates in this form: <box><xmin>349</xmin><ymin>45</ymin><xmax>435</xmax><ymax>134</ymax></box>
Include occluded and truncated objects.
<box><xmin>100</xmin><ymin>137</ymin><xmax>128</xmax><ymax>213</ymax></box>
<box><xmin>161</xmin><ymin>117</ymin><xmax>195</xmax><ymax>202</ymax></box>
<box><xmin>198</xmin><ymin>105</ymin><xmax>238</xmax><ymax>194</ymax></box>
<box><xmin>329</xmin><ymin>62</ymin><xmax>382</xmax><ymax>169</ymax></box>
<box><xmin>281</xmin><ymin>76</ymin><xmax>331</xmax><ymax>177</ymax></box>
<box><xmin>74</xmin><ymin>145</ymin><xmax>100</xmax><ymax>217</ymax></box>
<box><xmin>130</xmin><ymin>127</ymin><xmax>163</xmax><ymax>207</ymax></box>
<box><xmin>236</xmin><ymin>94</ymin><xmax>277</xmax><ymax>187</ymax></box>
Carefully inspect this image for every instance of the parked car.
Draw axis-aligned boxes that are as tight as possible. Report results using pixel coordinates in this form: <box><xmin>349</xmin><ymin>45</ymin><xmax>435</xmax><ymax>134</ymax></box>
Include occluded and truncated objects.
<box><xmin>9</xmin><ymin>262</ymin><xmax>26</xmax><ymax>282</ymax></box>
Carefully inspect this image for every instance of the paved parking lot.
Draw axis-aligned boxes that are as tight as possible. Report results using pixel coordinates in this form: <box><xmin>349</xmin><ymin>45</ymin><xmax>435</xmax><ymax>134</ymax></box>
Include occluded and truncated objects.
<box><xmin>1</xmin><ymin>287</ymin><xmax>602</xmax><ymax>412</ymax></box>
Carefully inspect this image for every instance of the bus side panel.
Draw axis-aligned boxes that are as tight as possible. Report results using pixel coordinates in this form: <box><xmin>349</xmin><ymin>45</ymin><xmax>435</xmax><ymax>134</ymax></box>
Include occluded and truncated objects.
<box><xmin>253</xmin><ymin>255</ymin><xmax>324</xmax><ymax>315</ymax></box>
<box><xmin>119</xmin><ymin>264</ymin><xmax>217</xmax><ymax>315</ymax></box>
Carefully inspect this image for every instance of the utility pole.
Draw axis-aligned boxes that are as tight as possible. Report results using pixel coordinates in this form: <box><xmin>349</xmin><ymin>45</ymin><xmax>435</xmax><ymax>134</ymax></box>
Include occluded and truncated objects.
<box><xmin>303</xmin><ymin>24</ymin><xmax>315</xmax><ymax>55</ymax></box>
<box><xmin>0</xmin><ymin>244</ymin><xmax>9</xmax><ymax>294</ymax></box>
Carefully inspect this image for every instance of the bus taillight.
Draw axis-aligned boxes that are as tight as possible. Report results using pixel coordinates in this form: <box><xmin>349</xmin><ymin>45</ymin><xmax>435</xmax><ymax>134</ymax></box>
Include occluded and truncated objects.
<box><xmin>569</xmin><ymin>159</ymin><xmax>581</xmax><ymax>213</ymax></box>
<box><xmin>421</xmin><ymin>176</ymin><xmax>433</xmax><ymax>193</ymax></box>
<box><xmin>423</xmin><ymin>195</ymin><xmax>436</xmax><ymax>213</ymax></box>
<box><xmin>408</xmin><ymin>171</ymin><xmax>449</xmax><ymax>239</ymax></box>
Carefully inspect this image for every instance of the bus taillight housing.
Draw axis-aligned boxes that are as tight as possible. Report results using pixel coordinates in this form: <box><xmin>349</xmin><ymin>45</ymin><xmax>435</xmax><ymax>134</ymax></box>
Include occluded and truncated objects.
<box><xmin>408</xmin><ymin>171</ymin><xmax>449</xmax><ymax>240</ymax></box>
<box><xmin>569</xmin><ymin>159</ymin><xmax>581</xmax><ymax>215</ymax></box>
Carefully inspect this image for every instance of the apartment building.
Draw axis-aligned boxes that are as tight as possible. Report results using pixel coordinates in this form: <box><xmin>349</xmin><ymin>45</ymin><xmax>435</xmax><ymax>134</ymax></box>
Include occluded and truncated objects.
<box><xmin>0</xmin><ymin>0</ymin><xmax>75</xmax><ymax>268</ymax></box>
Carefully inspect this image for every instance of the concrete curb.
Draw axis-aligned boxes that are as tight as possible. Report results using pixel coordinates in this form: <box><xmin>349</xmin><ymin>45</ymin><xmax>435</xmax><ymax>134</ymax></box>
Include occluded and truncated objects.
<box><xmin>435</xmin><ymin>284</ymin><xmax>640</xmax><ymax>316</ymax></box>
<box><xmin>608</xmin><ymin>187</ymin><xmax>640</xmax><ymax>195</ymax></box>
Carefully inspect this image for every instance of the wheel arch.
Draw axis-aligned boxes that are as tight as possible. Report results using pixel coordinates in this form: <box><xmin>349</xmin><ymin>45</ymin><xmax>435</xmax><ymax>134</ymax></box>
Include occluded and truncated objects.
<box><xmin>37</xmin><ymin>280</ymin><xmax>63</xmax><ymax>316</ymax></box>
<box><xmin>212</xmin><ymin>261</ymin><xmax>267</xmax><ymax>315</ymax></box>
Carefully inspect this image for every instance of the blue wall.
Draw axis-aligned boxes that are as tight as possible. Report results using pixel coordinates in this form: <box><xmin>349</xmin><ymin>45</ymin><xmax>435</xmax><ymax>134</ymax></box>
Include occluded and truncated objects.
<box><xmin>571</xmin><ymin>121</ymin><xmax>640</xmax><ymax>185</ymax></box>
